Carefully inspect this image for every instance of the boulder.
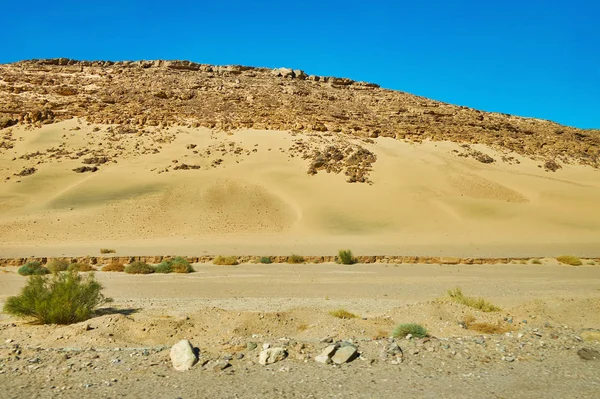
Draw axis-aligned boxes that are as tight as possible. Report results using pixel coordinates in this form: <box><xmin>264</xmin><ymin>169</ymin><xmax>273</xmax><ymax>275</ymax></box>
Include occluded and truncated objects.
<box><xmin>259</xmin><ymin>347</ymin><xmax>287</xmax><ymax>365</ymax></box>
<box><xmin>170</xmin><ymin>340</ymin><xmax>199</xmax><ymax>371</ymax></box>
<box><xmin>331</xmin><ymin>344</ymin><xmax>358</xmax><ymax>364</ymax></box>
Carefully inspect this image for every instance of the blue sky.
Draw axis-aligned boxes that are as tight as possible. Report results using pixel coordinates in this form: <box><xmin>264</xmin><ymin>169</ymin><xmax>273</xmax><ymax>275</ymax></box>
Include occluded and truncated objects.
<box><xmin>2</xmin><ymin>1</ymin><xmax>598</xmax><ymax>129</ymax></box>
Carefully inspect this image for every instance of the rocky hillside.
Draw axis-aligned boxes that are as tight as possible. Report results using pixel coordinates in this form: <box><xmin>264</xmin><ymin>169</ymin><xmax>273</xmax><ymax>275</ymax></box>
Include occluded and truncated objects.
<box><xmin>1</xmin><ymin>58</ymin><xmax>598</xmax><ymax>168</ymax></box>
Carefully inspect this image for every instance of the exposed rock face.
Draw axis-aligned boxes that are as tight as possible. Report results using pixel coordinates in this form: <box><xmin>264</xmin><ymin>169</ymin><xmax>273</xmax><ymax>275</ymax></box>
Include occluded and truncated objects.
<box><xmin>0</xmin><ymin>59</ymin><xmax>597</xmax><ymax>170</ymax></box>
<box><xmin>170</xmin><ymin>340</ymin><xmax>199</xmax><ymax>371</ymax></box>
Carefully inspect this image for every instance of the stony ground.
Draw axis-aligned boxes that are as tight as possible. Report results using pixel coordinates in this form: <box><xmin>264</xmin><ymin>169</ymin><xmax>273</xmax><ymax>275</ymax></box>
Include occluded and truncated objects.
<box><xmin>1</xmin><ymin>263</ymin><xmax>599</xmax><ymax>398</ymax></box>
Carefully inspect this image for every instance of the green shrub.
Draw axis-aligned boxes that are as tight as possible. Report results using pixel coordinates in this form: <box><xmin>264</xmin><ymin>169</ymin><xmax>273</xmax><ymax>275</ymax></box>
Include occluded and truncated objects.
<box><xmin>530</xmin><ymin>259</ymin><xmax>542</xmax><ymax>264</ymax></box>
<box><xmin>214</xmin><ymin>256</ymin><xmax>238</xmax><ymax>266</ymax></box>
<box><xmin>3</xmin><ymin>271</ymin><xmax>111</xmax><ymax>324</ymax></box>
<box><xmin>68</xmin><ymin>263</ymin><xmax>94</xmax><ymax>272</ymax></box>
<box><xmin>587</xmin><ymin>261</ymin><xmax>596</xmax><ymax>265</ymax></box>
<box><xmin>155</xmin><ymin>262</ymin><xmax>172</xmax><ymax>273</ymax></box>
<box><xmin>338</xmin><ymin>249</ymin><xmax>355</xmax><ymax>265</ymax></box>
<box><xmin>329</xmin><ymin>309</ymin><xmax>359</xmax><ymax>319</ymax></box>
<box><xmin>47</xmin><ymin>259</ymin><xmax>69</xmax><ymax>273</ymax></box>
<box><xmin>18</xmin><ymin>261</ymin><xmax>50</xmax><ymax>276</ymax></box>
<box><xmin>393</xmin><ymin>323</ymin><xmax>428</xmax><ymax>338</ymax></box>
<box><xmin>125</xmin><ymin>261</ymin><xmax>155</xmax><ymax>274</ymax></box>
<box><xmin>259</xmin><ymin>257</ymin><xmax>273</xmax><ymax>264</ymax></box>
<box><xmin>287</xmin><ymin>254</ymin><xmax>304</xmax><ymax>264</ymax></box>
<box><xmin>102</xmin><ymin>262</ymin><xmax>124</xmax><ymax>272</ymax></box>
<box><xmin>447</xmin><ymin>287</ymin><xmax>501</xmax><ymax>312</ymax></box>
<box><xmin>155</xmin><ymin>257</ymin><xmax>193</xmax><ymax>273</ymax></box>
<box><xmin>556</xmin><ymin>255</ymin><xmax>582</xmax><ymax>266</ymax></box>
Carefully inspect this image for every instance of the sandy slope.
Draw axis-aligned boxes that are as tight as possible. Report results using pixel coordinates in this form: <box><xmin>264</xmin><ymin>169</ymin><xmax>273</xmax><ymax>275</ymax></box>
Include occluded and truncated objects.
<box><xmin>1</xmin><ymin>119</ymin><xmax>599</xmax><ymax>258</ymax></box>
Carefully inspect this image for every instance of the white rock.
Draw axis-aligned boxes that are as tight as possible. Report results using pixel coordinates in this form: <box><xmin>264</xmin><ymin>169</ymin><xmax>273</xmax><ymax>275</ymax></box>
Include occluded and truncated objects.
<box><xmin>320</xmin><ymin>345</ymin><xmax>338</xmax><ymax>358</ymax></box>
<box><xmin>170</xmin><ymin>340</ymin><xmax>198</xmax><ymax>371</ymax></box>
<box><xmin>259</xmin><ymin>348</ymin><xmax>287</xmax><ymax>365</ymax></box>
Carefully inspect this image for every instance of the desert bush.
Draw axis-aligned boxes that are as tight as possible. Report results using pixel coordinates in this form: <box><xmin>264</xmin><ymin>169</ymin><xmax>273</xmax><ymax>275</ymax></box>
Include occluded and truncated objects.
<box><xmin>329</xmin><ymin>309</ymin><xmax>359</xmax><ymax>319</ymax></box>
<box><xmin>102</xmin><ymin>262</ymin><xmax>125</xmax><ymax>272</ymax></box>
<box><xmin>259</xmin><ymin>256</ymin><xmax>273</xmax><ymax>264</ymax></box>
<box><xmin>170</xmin><ymin>257</ymin><xmax>194</xmax><ymax>273</ymax></box>
<box><xmin>213</xmin><ymin>256</ymin><xmax>238</xmax><ymax>266</ymax></box>
<box><xmin>462</xmin><ymin>314</ymin><xmax>511</xmax><ymax>334</ymax></box>
<box><xmin>287</xmin><ymin>254</ymin><xmax>304</xmax><ymax>264</ymax></box>
<box><xmin>530</xmin><ymin>259</ymin><xmax>542</xmax><ymax>264</ymax></box>
<box><xmin>338</xmin><ymin>249</ymin><xmax>355</xmax><ymax>265</ymax></box>
<box><xmin>125</xmin><ymin>261</ymin><xmax>155</xmax><ymax>274</ymax></box>
<box><xmin>587</xmin><ymin>261</ymin><xmax>596</xmax><ymax>265</ymax></box>
<box><xmin>393</xmin><ymin>323</ymin><xmax>428</xmax><ymax>338</ymax></box>
<box><xmin>68</xmin><ymin>263</ymin><xmax>94</xmax><ymax>272</ymax></box>
<box><xmin>47</xmin><ymin>259</ymin><xmax>69</xmax><ymax>273</ymax></box>
<box><xmin>155</xmin><ymin>261</ymin><xmax>173</xmax><ymax>274</ymax></box>
<box><xmin>3</xmin><ymin>271</ymin><xmax>111</xmax><ymax>324</ymax></box>
<box><xmin>100</xmin><ymin>248</ymin><xmax>116</xmax><ymax>254</ymax></box>
<box><xmin>18</xmin><ymin>261</ymin><xmax>50</xmax><ymax>276</ymax></box>
<box><xmin>447</xmin><ymin>287</ymin><xmax>501</xmax><ymax>312</ymax></box>
<box><xmin>556</xmin><ymin>255</ymin><xmax>582</xmax><ymax>266</ymax></box>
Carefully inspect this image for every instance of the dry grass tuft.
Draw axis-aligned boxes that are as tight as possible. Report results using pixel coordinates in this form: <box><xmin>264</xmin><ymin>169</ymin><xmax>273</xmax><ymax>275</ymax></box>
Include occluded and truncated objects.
<box><xmin>297</xmin><ymin>323</ymin><xmax>309</xmax><ymax>332</ymax></box>
<box><xmin>102</xmin><ymin>262</ymin><xmax>125</xmax><ymax>272</ymax></box>
<box><xmin>556</xmin><ymin>255</ymin><xmax>582</xmax><ymax>266</ymax></box>
<box><xmin>447</xmin><ymin>287</ymin><xmax>501</xmax><ymax>312</ymax></box>
<box><xmin>329</xmin><ymin>309</ymin><xmax>359</xmax><ymax>319</ymax></box>
<box><xmin>68</xmin><ymin>263</ymin><xmax>94</xmax><ymax>272</ymax></box>
<box><xmin>213</xmin><ymin>256</ymin><xmax>238</xmax><ymax>266</ymax></box>
<box><xmin>100</xmin><ymin>248</ymin><xmax>116</xmax><ymax>254</ymax></box>
<box><xmin>463</xmin><ymin>315</ymin><xmax>512</xmax><ymax>334</ymax></box>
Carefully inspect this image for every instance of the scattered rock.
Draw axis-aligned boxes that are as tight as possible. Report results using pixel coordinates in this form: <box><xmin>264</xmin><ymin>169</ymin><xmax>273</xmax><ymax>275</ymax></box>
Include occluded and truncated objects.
<box><xmin>577</xmin><ymin>348</ymin><xmax>600</xmax><ymax>361</ymax></box>
<box><xmin>331</xmin><ymin>345</ymin><xmax>359</xmax><ymax>364</ymax></box>
<box><xmin>73</xmin><ymin>166</ymin><xmax>98</xmax><ymax>173</ymax></box>
<box><xmin>246</xmin><ymin>342</ymin><xmax>258</xmax><ymax>351</ymax></box>
<box><xmin>259</xmin><ymin>348</ymin><xmax>287</xmax><ymax>365</ymax></box>
<box><xmin>169</xmin><ymin>340</ymin><xmax>199</xmax><ymax>371</ymax></box>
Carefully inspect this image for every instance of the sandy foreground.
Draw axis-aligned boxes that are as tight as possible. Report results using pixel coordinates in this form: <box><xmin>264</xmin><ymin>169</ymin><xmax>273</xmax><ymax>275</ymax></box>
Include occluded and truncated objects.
<box><xmin>1</xmin><ymin>262</ymin><xmax>600</xmax><ymax>398</ymax></box>
<box><xmin>1</xmin><ymin>120</ymin><xmax>600</xmax><ymax>258</ymax></box>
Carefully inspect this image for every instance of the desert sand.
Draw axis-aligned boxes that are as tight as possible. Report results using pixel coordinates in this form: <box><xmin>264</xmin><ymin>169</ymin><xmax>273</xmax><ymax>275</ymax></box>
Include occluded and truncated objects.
<box><xmin>1</xmin><ymin>120</ymin><xmax>599</xmax><ymax>258</ymax></box>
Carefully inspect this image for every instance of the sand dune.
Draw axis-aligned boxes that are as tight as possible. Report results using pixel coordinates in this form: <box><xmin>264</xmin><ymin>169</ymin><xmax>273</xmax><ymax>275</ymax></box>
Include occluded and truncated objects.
<box><xmin>1</xmin><ymin>119</ymin><xmax>599</xmax><ymax>257</ymax></box>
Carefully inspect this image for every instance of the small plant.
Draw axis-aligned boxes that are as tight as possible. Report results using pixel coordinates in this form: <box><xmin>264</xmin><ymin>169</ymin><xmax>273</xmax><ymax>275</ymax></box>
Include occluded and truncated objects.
<box><xmin>587</xmin><ymin>261</ymin><xmax>596</xmax><ymax>266</ymax></box>
<box><xmin>213</xmin><ymin>256</ymin><xmax>238</xmax><ymax>266</ymax></box>
<box><xmin>297</xmin><ymin>323</ymin><xmax>309</xmax><ymax>332</ymax></box>
<box><xmin>46</xmin><ymin>259</ymin><xmax>69</xmax><ymax>273</ymax></box>
<box><xmin>338</xmin><ymin>249</ymin><xmax>355</xmax><ymax>265</ymax></box>
<box><xmin>3</xmin><ymin>271</ymin><xmax>112</xmax><ymax>324</ymax></box>
<box><xmin>100</xmin><ymin>248</ymin><xmax>116</xmax><ymax>254</ymax></box>
<box><xmin>329</xmin><ymin>309</ymin><xmax>359</xmax><ymax>319</ymax></box>
<box><xmin>462</xmin><ymin>314</ymin><xmax>511</xmax><ymax>334</ymax></box>
<box><xmin>447</xmin><ymin>287</ymin><xmax>501</xmax><ymax>312</ymax></box>
<box><xmin>125</xmin><ymin>261</ymin><xmax>155</xmax><ymax>274</ymax></box>
<box><xmin>18</xmin><ymin>261</ymin><xmax>50</xmax><ymax>276</ymax></box>
<box><xmin>68</xmin><ymin>263</ymin><xmax>94</xmax><ymax>272</ymax></box>
<box><xmin>259</xmin><ymin>256</ymin><xmax>273</xmax><ymax>264</ymax></box>
<box><xmin>556</xmin><ymin>255</ymin><xmax>582</xmax><ymax>266</ymax></box>
<box><xmin>102</xmin><ymin>262</ymin><xmax>125</xmax><ymax>272</ymax></box>
<box><xmin>393</xmin><ymin>323</ymin><xmax>428</xmax><ymax>338</ymax></box>
<box><xmin>530</xmin><ymin>259</ymin><xmax>542</xmax><ymax>264</ymax></box>
<box><xmin>287</xmin><ymin>254</ymin><xmax>304</xmax><ymax>264</ymax></box>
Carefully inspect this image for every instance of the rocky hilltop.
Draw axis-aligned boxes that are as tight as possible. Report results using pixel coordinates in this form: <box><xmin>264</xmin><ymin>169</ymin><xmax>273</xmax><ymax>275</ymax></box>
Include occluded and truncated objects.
<box><xmin>1</xmin><ymin>58</ymin><xmax>598</xmax><ymax>169</ymax></box>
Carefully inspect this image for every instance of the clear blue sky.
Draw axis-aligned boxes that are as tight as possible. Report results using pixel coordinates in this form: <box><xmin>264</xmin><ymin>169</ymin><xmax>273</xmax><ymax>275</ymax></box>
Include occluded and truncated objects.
<box><xmin>2</xmin><ymin>1</ymin><xmax>598</xmax><ymax>129</ymax></box>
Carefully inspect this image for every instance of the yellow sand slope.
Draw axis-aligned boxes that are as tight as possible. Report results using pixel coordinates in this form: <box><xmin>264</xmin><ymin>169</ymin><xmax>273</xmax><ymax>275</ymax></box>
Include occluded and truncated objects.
<box><xmin>1</xmin><ymin>120</ymin><xmax>599</xmax><ymax>257</ymax></box>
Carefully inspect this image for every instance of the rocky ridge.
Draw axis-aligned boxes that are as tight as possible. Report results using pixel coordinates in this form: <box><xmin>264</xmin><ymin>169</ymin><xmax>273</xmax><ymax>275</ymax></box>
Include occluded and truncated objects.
<box><xmin>1</xmin><ymin>58</ymin><xmax>598</xmax><ymax>172</ymax></box>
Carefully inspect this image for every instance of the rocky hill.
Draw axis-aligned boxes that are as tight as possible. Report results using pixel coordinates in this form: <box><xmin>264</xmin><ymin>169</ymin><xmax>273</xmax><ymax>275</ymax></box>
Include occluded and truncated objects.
<box><xmin>1</xmin><ymin>58</ymin><xmax>598</xmax><ymax>169</ymax></box>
